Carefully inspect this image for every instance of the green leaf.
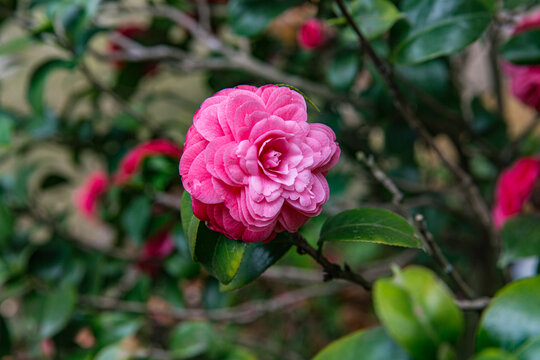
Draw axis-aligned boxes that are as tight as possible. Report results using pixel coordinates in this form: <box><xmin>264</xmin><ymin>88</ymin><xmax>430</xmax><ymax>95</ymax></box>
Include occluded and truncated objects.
<box><xmin>0</xmin><ymin>315</ymin><xmax>11</xmax><ymax>357</ymax></box>
<box><xmin>181</xmin><ymin>191</ymin><xmax>200</xmax><ymax>259</ymax></box>
<box><xmin>472</xmin><ymin>349</ymin><xmax>519</xmax><ymax>360</ymax></box>
<box><xmin>476</xmin><ymin>275</ymin><xmax>540</xmax><ymax>353</ymax></box>
<box><xmin>345</xmin><ymin>0</ymin><xmax>404</xmax><ymax>39</ymax></box>
<box><xmin>313</xmin><ymin>326</ymin><xmax>411</xmax><ymax>360</ymax></box>
<box><xmin>121</xmin><ymin>196</ymin><xmax>152</xmax><ymax>244</ymax></box>
<box><xmin>373</xmin><ymin>266</ymin><xmax>464</xmax><ymax>360</ymax></box>
<box><xmin>500</xmin><ymin>215</ymin><xmax>540</xmax><ymax>266</ymax></box>
<box><xmin>319</xmin><ymin>208</ymin><xmax>421</xmax><ymax>248</ymax></box>
<box><xmin>392</xmin><ymin>0</ymin><xmax>493</xmax><ymax>64</ymax></box>
<box><xmin>0</xmin><ymin>115</ymin><xmax>14</xmax><ymax>147</ymax></box>
<box><xmin>221</xmin><ymin>233</ymin><xmax>292</xmax><ymax>291</ymax></box>
<box><xmin>503</xmin><ymin>0</ymin><xmax>537</xmax><ymax>9</ymax></box>
<box><xmin>28</xmin><ymin>58</ymin><xmax>76</xmax><ymax>115</ymax></box>
<box><xmin>94</xmin><ymin>344</ymin><xmax>129</xmax><ymax>360</ymax></box>
<box><xmin>228</xmin><ymin>0</ymin><xmax>303</xmax><ymax>37</ymax></box>
<box><xmin>169</xmin><ymin>321</ymin><xmax>215</xmax><ymax>359</ymax></box>
<box><xmin>500</xmin><ymin>29</ymin><xmax>540</xmax><ymax>65</ymax></box>
<box><xmin>515</xmin><ymin>336</ymin><xmax>540</xmax><ymax>360</ymax></box>
<box><xmin>0</xmin><ymin>204</ymin><xmax>14</xmax><ymax>248</ymax></box>
<box><xmin>325</xmin><ymin>50</ymin><xmax>360</xmax><ymax>91</ymax></box>
<box><xmin>212</xmin><ymin>237</ymin><xmax>247</xmax><ymax>284</ymax></box>
<box><xmin>0</xmin><ymin>35</ymin><xmax>34</xmax><ymax>56</ymax></box>
<box><xmin>39</xmin><ymin>285</ymin><xmax>77</xmax><ymax>338</ymax></box>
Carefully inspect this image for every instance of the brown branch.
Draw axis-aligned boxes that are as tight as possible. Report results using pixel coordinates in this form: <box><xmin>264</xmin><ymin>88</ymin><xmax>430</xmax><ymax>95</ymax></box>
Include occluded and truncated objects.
<box><xmin>334</xmin><ymin>0</ymin><xmax>495</xmax><ymax>244</ymax></box>
<box><xmin>79</xmin><ymin>283</ymin><xmax>342</xmax><ymax>324</ymax></box>
<box><xmin>290</xmin><ymin>233</ymin><xmax>372</xmax><ymax>290</ymax></box>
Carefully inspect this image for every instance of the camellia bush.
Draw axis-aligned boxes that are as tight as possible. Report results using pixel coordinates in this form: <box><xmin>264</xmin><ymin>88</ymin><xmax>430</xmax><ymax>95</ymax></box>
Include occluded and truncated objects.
<box><xmin>1</xmin><ymin>0</ymin><xmax>540</xmax><ymax>359</ymax></box>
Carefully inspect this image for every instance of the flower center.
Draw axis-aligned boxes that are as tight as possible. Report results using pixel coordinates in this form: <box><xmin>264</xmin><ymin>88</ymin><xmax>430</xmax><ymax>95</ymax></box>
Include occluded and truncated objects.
<box><xmin>261</xmin><ymin>149</ymin><xmax>281</xmax><ymax>169</ymax></box>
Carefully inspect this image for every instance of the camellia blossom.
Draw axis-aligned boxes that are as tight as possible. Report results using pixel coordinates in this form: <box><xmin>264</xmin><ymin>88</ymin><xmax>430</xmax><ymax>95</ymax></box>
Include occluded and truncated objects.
<box><xmin>114</xmin><ymin>139</ymin><xmax>183</xmax><ymax>185</ymax></box>
<box><xmin>73</xmin><ymin>170</ymin><xmax>109</xmax><ymax>219</ymax></box>
<box><xmin>492</xmin><ymin>156</ymin><xmax>540</xmax><ymax>228</ymax></box>
<box><xmin>179</xmin><ymin>85</ymin><xmax>340</xmax><ymax>242</ymax></box>
<box><xmin>297</xmin><ymin>19</ymin><xmax>328</xmax><ymax>50</ymax></box>
<box><xmin>504</xmin><ymin>10</ymin><xmax>540</xmax><ymax>111</ymax></box>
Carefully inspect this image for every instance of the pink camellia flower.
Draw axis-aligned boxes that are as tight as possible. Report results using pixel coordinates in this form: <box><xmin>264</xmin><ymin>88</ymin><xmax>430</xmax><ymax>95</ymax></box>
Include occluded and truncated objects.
<box><xmin>492</xmin><ymin>156</ymin><xmax>540</xmax><ymax>228</ymax></box>
<box><xmin>137</xmin><ymin>228</ymin><xmax>175</xmax><ymax>275</ymax></box>
<box><xmin>504</xmin><ymin>10</ymin><xmax>540</xmax><ymax>111</ymax></box>
<box><xmin>74</xmin><ymin>170</ymin><xmax>109</xmax><ymax>219</ymax></box>
<box><xmin>298</xmin><ymin>19</ymin><xmax>328</xmax><ymax>50</ymax></box>
<box><xmin>179</xmin><ymin>85</ymin><xmax>340</xmax><ymax>242</ymax></box>
<box><xmin>114</xmin><ymin>139</ymin><xmax>183</xmax><ymax>185</ymax></box>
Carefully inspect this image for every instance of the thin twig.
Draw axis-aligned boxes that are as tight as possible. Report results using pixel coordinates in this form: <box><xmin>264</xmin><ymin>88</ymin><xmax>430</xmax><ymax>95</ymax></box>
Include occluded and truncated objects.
<box><xmin>415</xmin><ymin>214</ymin><xmax>476</xmax><ymax>299</ymax></box>
<box><xmin>456</xmin><ymin>297</ymin><xmax>491</xmax><ymax>311</ymax></box>
<box><xmin>334</xmin><ymin>0</ymin><xmax>495</xmax><ymax>245</ymax></box>
<box><xmin>79</xmin><ymin>282</ymin><xmax>342</xmax><ymax>324</ymax></box>
<box><xmin>290</xmin><ymin>233</ymin><xmax>372</xmax><ymax>290</ymax></box>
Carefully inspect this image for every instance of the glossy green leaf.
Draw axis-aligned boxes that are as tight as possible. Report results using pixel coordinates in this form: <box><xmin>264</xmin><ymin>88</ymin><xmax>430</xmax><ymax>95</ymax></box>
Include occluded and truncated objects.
<box><xmin>221</xmin><ymin>233</ymin><xmax>292</xmax><ymax>291</ymax></box>
<box><xmin>319</xmin><ymin>208</ymin><xmax>421</xmax><ymax>248</ymax></box>
<box><xmin>346</xmin><ymin>0</ymin><xmax>404</xmax><ymax>39</ymax></box>
<box><xmin>169</xmin><ymin>321</ymin><xmax>215</xmax><ymax>359</ymax></box>
<box><xmin>515</xmin><ymin>336</ymin><xmax>540</xmax><ymax>360</ymax></box>
<box><xmin>39</xmin><ymin>285</ymin><xmax>77</xmax><ymax>338</ymax></box>
<box><xmin>500</xmin><ymin>30</ymin><xmax>540</xmax><ymax>65</ymax></box>
<box><xmin>0</xmin><ymin>315</ymin><xmax>11</xmax><ymax>357</ymax></box>
<box><xmin>476</xmin><ymin>275</ymin><xmax>540</xmax><ymax>353</ymax></box>
<box><xmin>27</xmin><ymin>58</ymin><xmax>76</xmax><ymax>115</ymax></box>
<box><xmin>472</xmin><ymin>349</ymin><xmax>519</xmax><ymax>360</ymax></box>
<box><xmin>500</xmin><ymin>215</ymin><xmax>540</xmax><ymax>266</ymax></box>
<box><xmin>229</xmin><ymin>0</ymin><xmax>303</xmax><ymax>37</ymax></box>
<box><xmin>373</xmin><ymin>266</ymin><xmax>464</xmax><ymax>360</ymax></box>
<box><xmin>181</xmin><ymin>191</ymin><xmax>200</xmax><ymax>259</ymax></box>
<box><xmin>313</xmin><ymin>326</ymin><xmax>411</xmax><ymax>360</ymax></box>
<box><xmin>325</xmin><ymin>50</ymin><xmax>360</xmax><ymax>91</ymax></box>
<box><xmin>212</xmin><ymin>237</ymin><xmax>247</xmax><ymax>284</ymax></box>
<box><xmin>392</xmin><ymin>0</ymin><xmax>493</xmax><ymax>64</ymax></box>
<box><xmin>121</xmin><ymin>196</ymin><xmax>152</xmax><ymax>244</ymax></box>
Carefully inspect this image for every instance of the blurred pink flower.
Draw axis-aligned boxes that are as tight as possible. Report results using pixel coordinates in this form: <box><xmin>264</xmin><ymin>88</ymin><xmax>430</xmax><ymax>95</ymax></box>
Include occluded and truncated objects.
<box><xmin>493</xmin><ymin>156</ymin><xmax>540</xmax><ymax>228</ymax></box>
<box><xmin>180</xmin><ymin>85</ymin><xmax>340</xmax><ymax>242</ymax></box>
<box><xmin>114</xmin><ymin>139</ymin><xmax>183</xmax><ymax>185</ymax></box>
<box><xmin>73</xmin><ymin>170</ymin><xmax>109</xmax><ymax>219</ymax></box>
<box><xmin>504</xmin><ymin>10</ymin><xmax>540</xmax><ymax>111</ymax></box>
<box><xmin>137</xmin><ymin>228</ymin><xmax>175</xmax><ymax>276</ymax></box>
<box><xmin>40</xmin><ymin>338</ymin><xmax>55</xmax><ymax>358</ymax></box>
<box><xmin>297</xmin><ymin>19</ymin><xmax>328</xmax><ymax>50</ymax></box>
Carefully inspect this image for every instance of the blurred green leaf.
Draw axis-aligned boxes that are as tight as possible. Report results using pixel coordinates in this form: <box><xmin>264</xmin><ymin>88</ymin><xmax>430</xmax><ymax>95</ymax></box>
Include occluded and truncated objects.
<box><xmin>373</xmin><ymin>266</ymin><xmax>464</xmax><ymax>360</ymax></box>
<box><xmin>500</xmin><ymin>30</ymin><xmax>540</xmax><ymax>65</ymax></box>
<box><xmin>181</xmin><ymin>191</ymin><xmax>200</xmax><ymax>259</ymax></box>
<box><xmin>169</xmin><ymin>321</ymin><xmax>215</xmax><ymax>359</ymax></box>
<box><xmin>320</xmin><ymin>208</ymin><xmax>421</xmax><ymax>248</ymax></box>
<box><xmin>27</xmin><ymin>58</ymin><xmax>76</xmax><ymax>115</ymax></box>
<box><xmin>121</xmin><ymin>196</ymin><xmax>152</xmax><ymax>244</ymax></box>
<box><xmin>0</xmin><ymin>315</ymin><xmax>11</xmax><ymax>357</ymax></box>
<box><xmin>325</xmin><ymin>49</ymin><xmax>360</xmax><ymax>91</ymax></box>
<box><xmin>28</xmin><ymin>242</ymin><xmax>70</xmax><ymax>282</ymax></box>
<box><xmin>503</xmin><ymin>0</ymin><xmax>537</xmax><ymax>9</ymax></box>
<box><xmin>39</xmin><ymin>284</ymin><xmax>77</xmax><ymax>338</ymax></box>
<box><xmin>0</xmin><ymin>204</ymin><xmax>14</xmax><ymax>248</ymax></box>
<box><xmin>392</xmin><ymin>0</ymin><xmax>493</xmax><ymax>64</ymax></box>
<box><xmin>0</xmin><ymin>115</ymin><xmax>13</xmax><ymax>147</ymax></box>
<box><xmin>515</xmin><ymin>336</ymin><xmax>540</xmax><ymax>360</ymax></box>
<box><xmin>500</xmin><ymin>215</ymin><xmax>540</xmax><ymax>266</ymax></box>
<box><xmin>476</xmin><ymin>275</ymin><xmax>540</xmax><ymax>353</ymax></box>
<box><xmin>313</xmin><ymin>326</ymin><xmax>411</xmax><ymax>360</ymax></box>
<box><xmin>93</xmin><ymin>313</ymin><xmax>141</xmax><ymax>347</ymax></box>
<box><xmin>472</xmin><ymin>349</ymin><xmax>519</xmax><ymax>360</ymax></box>
<box><xmin>0</xmin><ymin>35</ymin><xmax>35</xmax><ymax>56</ymax></box>
<box><xmin>346</xmin><ymin>0</ymin><xmax>404</xmax><ymax>39</ymax></box>
<box><xmin>229</xmin><ymin>0</ymin><xmax>303</xmax><ymax>37</ymax></box>
<box><xmin>221</xmin><ymin>233</ymin><xmax>291</xmax><ymax>291</ymax></box>
<box><xmin>94</xmin><ymin>344</ymin><xmax>129</xmax><ymax>360</ymax></box>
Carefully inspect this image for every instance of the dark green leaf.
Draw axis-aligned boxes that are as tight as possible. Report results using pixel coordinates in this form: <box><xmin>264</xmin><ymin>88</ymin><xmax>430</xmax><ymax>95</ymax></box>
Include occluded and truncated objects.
<box><xmin>313</xmin><ymin>326</ymin><xmax>411</xmax><ymax>360</ymax></box>
<box><xmin>392</xmin><ymin>0</ymin><xmax>493</xmax><ymax>64</ymax></box>
<box><xmin>181</xmin><ymin>191</ymin><xmax>200</xmax><ymax>259</ymax></box>
<box><xmin>515</xmin><ymin>336</ymin><xmax>540</xmax><ymax>360</ymax></box>
<box><xmin>500</xmin><ymin>30</ymin><xmax>540</xmax><ymax>65</ymax></box>
<box><xmin>319</xmin><ymin>207</ymin><xmax>421</xmax><ymax>248</ymax></box>
<box><xmin>27</xmin><ymin>58</ymin><xmax>76</xmax><ymax>115</ymax></box>
<box><xmin>40</xmin><ymin>174</ymin><xmax>69</xmax><ymax>190</ymax></box>
<box><xmin>500</xmin><ymin>215</ymin><xmax>540</xmax><ymax>266</ymax></box>
<box><xmin>0</xmin><ymin>315</ymin><xmax>11</xmax><ymax>357</ymax></box>
<box><xmin>374</xmin><ymin>266</ymin><xmax>464</xmax><ymax>360</ymax></box>
<box><xmin>0</xmin><ymin>204</ymin><xmax>14</xmax><ymax>248</ymax></box>
<box><xmin>0</xmin><ymin>35</ymin><xmax>34</xmax><ymax>56</ymax></box>
<box><xmin>345</xmin><ymin>0</ymin><xmax>404</xmax><ymax>39</ymax></box>
<box><xmin>503</xmin><ymin>0</ymin><xmax>537</xmax><ymax>9</ymax></box>
<box><xmin>221</xmin><ymin>233</ymin><xmax>291</xmax><ymax>291</ymax></box>
<box><xmin>121</xmin><ymin>196</ymin><xmax>152</xmax><ymax>244</ymax></box>
<box><xmin>476</xmin><ymin>275</ymin><xmax>540</xmax><ymax>353</ymax></box>
<box><xmin>169</xmin><ymin>321</ymin><xmax>215</xmax><ymax>359</ymax></box>
<box><xmin>39</xmin><ymin>285</ymin><xmax>77</xmax><ymax>338</ymax></box>
<box><xmin>228</xmin><ymin>0</ymin><xmax>303</xmax><ymax>37</ymax></box>
<box><xmin>472</xmin><ymin>349</ymin><xmax>519</xmax><ymax>360</ymax></box>
<box><xmin>0</xmin><ymin>115</ymin><xmax>14</xmax><ymax>147</ymax></box>
<box><xmin>325</xmin><ymin>50</ymin><xmax>360</xmax><ymax>91</ymax></box>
